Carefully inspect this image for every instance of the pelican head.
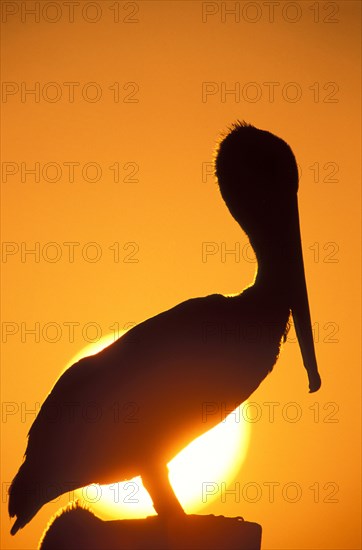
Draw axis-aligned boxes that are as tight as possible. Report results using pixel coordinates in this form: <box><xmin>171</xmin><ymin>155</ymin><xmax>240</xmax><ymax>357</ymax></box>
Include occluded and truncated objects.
<box><xmin>215</xmin><ymin>121</ymin><xmax>321</xmax><ymax>393</ymax></box>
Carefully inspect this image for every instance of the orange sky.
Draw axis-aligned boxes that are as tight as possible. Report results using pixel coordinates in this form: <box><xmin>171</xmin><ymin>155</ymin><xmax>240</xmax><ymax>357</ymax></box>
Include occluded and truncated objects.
<box><xmin>1</xmin><ymin>1</ymin><xmax>361</xmax><ymax>549</ymax></box>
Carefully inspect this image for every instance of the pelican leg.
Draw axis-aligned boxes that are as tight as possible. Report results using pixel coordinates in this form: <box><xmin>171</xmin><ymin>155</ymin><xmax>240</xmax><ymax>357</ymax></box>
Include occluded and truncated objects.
<box><xmin>142</xmin><ymin>465</ymin><xmax>185</xmax><ymax>518</ymax></box>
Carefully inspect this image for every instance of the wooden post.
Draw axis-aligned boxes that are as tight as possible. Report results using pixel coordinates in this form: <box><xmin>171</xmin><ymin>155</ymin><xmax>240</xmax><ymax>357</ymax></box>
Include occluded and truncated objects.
<box><xmin>39</xmin><ymin>505</ymin><xmax>262</xmax><ymax>550</ymax></box>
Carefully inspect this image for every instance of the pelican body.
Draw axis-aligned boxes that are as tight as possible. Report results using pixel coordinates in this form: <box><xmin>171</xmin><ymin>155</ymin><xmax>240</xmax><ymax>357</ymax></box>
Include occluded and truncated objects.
<box><xmin>9</xmin><ymin>122</ymin><xmax>321</xmax><ymax>535</ymax></box>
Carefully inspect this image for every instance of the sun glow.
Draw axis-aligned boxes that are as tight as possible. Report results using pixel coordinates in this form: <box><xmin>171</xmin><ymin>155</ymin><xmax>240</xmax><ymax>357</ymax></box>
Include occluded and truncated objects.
<box><xmin>69</xmin><ymin>334</ymin><xmax>251</xmax><ymax>519</ymax></box>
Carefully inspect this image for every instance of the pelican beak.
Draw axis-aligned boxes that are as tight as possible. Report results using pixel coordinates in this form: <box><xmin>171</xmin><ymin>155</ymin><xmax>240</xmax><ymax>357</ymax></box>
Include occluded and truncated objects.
<box><xmin>288</xmin><ymin>196</ymin><xmax>321</xmax><ymax>393</ymax></box>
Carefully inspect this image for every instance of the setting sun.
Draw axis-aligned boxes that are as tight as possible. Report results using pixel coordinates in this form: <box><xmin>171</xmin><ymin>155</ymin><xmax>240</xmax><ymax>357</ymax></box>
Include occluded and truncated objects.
<box><xmin>69</xmin><ymin>334</ymin><xmax>251</xmax><ymax>519</ymax></box>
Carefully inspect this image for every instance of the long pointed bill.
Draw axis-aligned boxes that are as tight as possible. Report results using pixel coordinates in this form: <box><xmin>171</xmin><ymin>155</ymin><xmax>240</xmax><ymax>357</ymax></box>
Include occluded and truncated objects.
<box><xmin>288</xmin><ymin>196</ymin><xmax>321</xmax><ymax>393</ymax></box>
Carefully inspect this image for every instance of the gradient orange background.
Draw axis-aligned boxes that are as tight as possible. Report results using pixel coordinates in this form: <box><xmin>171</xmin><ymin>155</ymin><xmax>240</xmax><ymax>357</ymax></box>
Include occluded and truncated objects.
<box><xmin>1</xmin><ymin>1</ymin><xmax>361</xmax><ymax>549</ymax></box>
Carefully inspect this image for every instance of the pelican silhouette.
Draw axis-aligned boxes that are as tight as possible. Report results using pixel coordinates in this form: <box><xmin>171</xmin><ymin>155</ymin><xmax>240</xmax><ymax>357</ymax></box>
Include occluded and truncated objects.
<box><xmin>9</xmin><ymin>122</ymin><xmax>321</xmax><ymax>535</ymax></box>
